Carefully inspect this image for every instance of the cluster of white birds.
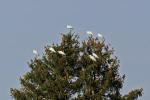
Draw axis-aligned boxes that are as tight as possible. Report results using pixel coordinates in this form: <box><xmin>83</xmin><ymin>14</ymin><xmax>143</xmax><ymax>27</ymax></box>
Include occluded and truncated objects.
<box><xmin>67</xmin><ymin>24</ymin><xmax>103</xmax><ymax>37</ymax></box>
<box><xmin>33</xmin><ymin>25</ymin><xmax>104</xmax><ymax>62</ymax></box>
<box><xmin>86</xmin><ymin>31</ymin><xmax>104</xmax><ymax>42</ymax></box>
<box><xmin>33</xmin><ymin>47</ymin><xmax>66</xmax><ymax>57</ymax></box>
<box><xmin>86</xmin><ymin>29</ymin><xmax>103</xmax><ymax>62</ymax></box>
<box><xmin>33</xmin><ymin>48</ymin><xmax>98</xmax><ymax>62</ymax></box>
<box><xmin>67</xmin><ymin>25</ymin><xmax>103</xmax><ymax>40</ymax></box>
<box><xmin>49</xmin><ymin>47</ymin><xmax>66</xmax><ymax>55</ymax></box>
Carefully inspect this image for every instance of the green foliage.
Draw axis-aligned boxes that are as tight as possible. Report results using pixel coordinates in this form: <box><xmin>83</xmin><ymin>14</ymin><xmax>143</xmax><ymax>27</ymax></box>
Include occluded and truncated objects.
<box><xmin>10</xmin><ymin>31</ymin><xmax>143</xmax><ymax>100</ymax></box>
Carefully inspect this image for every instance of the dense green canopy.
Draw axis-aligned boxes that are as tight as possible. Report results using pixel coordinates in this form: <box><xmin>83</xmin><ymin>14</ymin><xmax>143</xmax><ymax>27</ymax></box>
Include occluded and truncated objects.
<box><xmin>11</xmin><ymin>31</ymin><xmax>143</xmax><ymax>100</ymax></box>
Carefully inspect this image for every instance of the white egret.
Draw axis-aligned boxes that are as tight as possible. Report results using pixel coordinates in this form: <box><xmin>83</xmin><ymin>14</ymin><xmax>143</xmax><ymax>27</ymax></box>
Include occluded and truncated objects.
<box><xmin>89</xmin><ymin>55</ymin><xmax>96</xmax><ymax>61</ymax></box>
<box><xmin>92</xmin><ymin>52</ymin><xmax>99</xmax><ymax>58</ymax></box>
<box><xmin>98</xmin><ymin>33</ymin><xmax>103</xmax><ymax>38</ymax></box>
<box><xmin>67</xmin><ymin>25</ymin><xmax>73</xmax><ymax>29</ymax></box>
<box><xmin>78</xmin><ymin>52</ymin><xmax>83</xmax><ymax>60</ymax></box>
<box><xmin>79</xmin><ymin>52</ymin><xmax>84</xmax><ymax>56</ymax></box>
<box><xmin>86</xmin><ymin>31</ymin><xmax>93</xmax><ymax>36</ymax></box>
<box><xmin>33</xmin><ymin>49</ymin><xmax>38</xmax><ymax>55</ymax></box>
<box><xmin>70</xmin><ymin>77</ymin><xmax>78</xmax><ymax>83</ymax></box>
<box><xmin>98</xmin><ymin>33</ymin><xmax>104</xmax><ymax>42</ymax></box>
<box><xmin>49</xmin><ymin>47</ymin><xmax>56</xmax><ymax>53</ymax></box>
<box><xmin>58</xmin><ymin>51</ymin><xmax>66</xmax><ymax>55</ymax></box>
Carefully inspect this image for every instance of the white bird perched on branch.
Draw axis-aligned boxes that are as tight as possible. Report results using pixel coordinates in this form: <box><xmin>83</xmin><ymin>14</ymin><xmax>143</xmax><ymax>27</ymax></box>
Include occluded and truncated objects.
<box><xmin>98</xmin><ymin>33</ymin><xmax>103</xmax><ymax>38</ymax></box>
<box><xmin>89</xmin><ymin>55</ymin><xmax>96</xmax><ymax>61</ymax></box>
<box><xmin>79</xmin><ymin>52</ymin><xmax>84</xmax><ymax>56</ymax></box>
<box><xmin>86</xmin><ymin>31</ymin><xmax>93</xmax><ymax>36</ymax></box>
<box><xmin>67</xmin><ymin>25</ymin><xmax>73</xmax><ymax>29</ymax></box>
<box><xmin>33</xmin><ymin>49</ymin><xmax>40</xmax><ymax>59</ymax></box>
<box><xmin>49</xmin><ymin>47</ymin><xmax>56</xmax><ymax>53</ymax></box>
<box><xmin>98</xmin><ymin>33</ymin><xmax>104</xmax><ymax>42</ymax></box>
<box><xmin>33</xmin><ymin>49</ymin><xmax>38</xmax><ymax>55</ymax></box>
<box><xmin>69</xmin><ymin>77</ymin><xmax>78</xmax><ymax>83</ymax></box>
<box><xmin>58</xmin><ymin>51</ymin><xmax>66</xmax><ymax>55</ymax></box>
<box><xmin>92</xmin><ymin>52</ymin><xmax>99</xmax><ymax>58</ymax></box>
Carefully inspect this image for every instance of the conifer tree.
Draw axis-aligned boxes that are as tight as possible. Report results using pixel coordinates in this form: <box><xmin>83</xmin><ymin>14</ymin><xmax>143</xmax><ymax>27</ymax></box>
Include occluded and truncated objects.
<box><xmin>11</xmin><ymin>28</ymin><xmax>143</xmax><ymax>100</ymax></box>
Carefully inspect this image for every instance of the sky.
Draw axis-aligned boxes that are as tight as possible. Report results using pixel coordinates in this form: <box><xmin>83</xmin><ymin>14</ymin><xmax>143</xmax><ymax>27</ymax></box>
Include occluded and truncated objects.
<box><xmin>0</xmin><ymin>0</ymin><xmax>149</xmax><ymax>99</ymax></box>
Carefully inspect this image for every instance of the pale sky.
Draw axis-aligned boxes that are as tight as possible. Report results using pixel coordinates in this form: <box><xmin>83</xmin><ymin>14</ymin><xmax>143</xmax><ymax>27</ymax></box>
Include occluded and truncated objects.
<box><xmin>0</xmin><ymin>0</ymin><xmax>149</xmax><ymax>99</ymax></box>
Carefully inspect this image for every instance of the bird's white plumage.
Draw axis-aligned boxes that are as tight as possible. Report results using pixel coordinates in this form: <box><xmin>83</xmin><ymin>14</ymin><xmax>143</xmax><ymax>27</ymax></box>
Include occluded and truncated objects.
<box><xmin>70</xmin><ymin>77</ymin><xmax>78</xmax><ymax>83</ymax></box>
<box><xmin>58</xmin><ymin>51</ymin><xmax>66</xmax><ymax>55</ymax></box>
<box><xmin>79</xmin><ymin>52</ymin><xmax>84</xmax><ymax>56</ymax></box>
<box><xmin>67</xmin><ymin>25</ymin><xmax>73</xmax><ymax>29</ymax></box>
<box><xmin>78</xmin><ymin>52</ymin><xmax>83</xmax><ymax>60</ymax></box>
<box><xmin>89</xmin><ymin>55</ymin><xmax>96</xmax><ymax>61</ymax></box>
<box><xmin>98</xmin><ymin>33</ymin><xmax>104</xmax><ymax>42</ymax></box>
<box><xmin>92</xmin><ymin>53</ymin><xmax>99</xmax><ymax>58</ymax></box>
<box><xmin>98</xmin><ymin>33</ymin><xmax>103</xmax><ymax>38</ymax></box>
<box><xmin>33</xmin><ymin>49</ymin><xmax>38</xmax><ymax>55</ymax></box>
<box><xmin>49</xmin><ymin>47</ymin><xmax>56</xmax><ymax>53</ymax></box>
<box><xmin>86</xmin><ymin>31</ymin><xmax>93</xmax><ymax>36</ymax></box>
